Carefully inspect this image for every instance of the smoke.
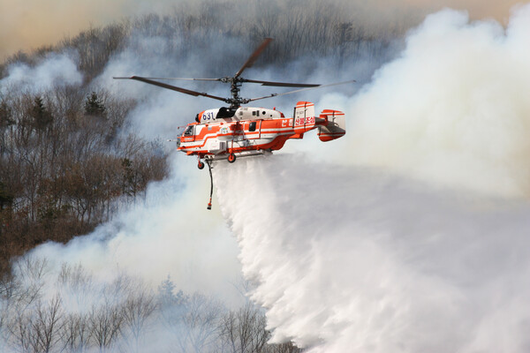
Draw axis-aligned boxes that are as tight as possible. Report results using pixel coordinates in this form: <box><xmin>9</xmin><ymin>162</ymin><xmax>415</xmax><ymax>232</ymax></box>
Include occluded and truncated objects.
<box><xmin>3</xmin><ymin>2</ymin><xmax>530</xmax><ymax>352</ymax></box>
<box><xmin>1</xmin><ymin>0</ymin><xmax>522</xmax><ymax>60</ymax></box>
<box><xmin>213</xmin><ymin>4</ymin><xmax>530</xmax><ymax>353</ymax></box>
<box><xmin>0</xmin><ymin>51</ymin><xmax>83</xmax><ymax>94</ymax></box>
<box><xmin>0</xmin><ymin>0</ymin><xmax>181</xmax><ymax>60</ymax></box>
<box><xmin>309</xmin><ymin>5</ymin><xmax>530</xmax><ymax>198</ymax></box>
<box><xmin>0</xmin><ymin>40</ymin><xmax>246</xmax><ymax>301</ymax></box>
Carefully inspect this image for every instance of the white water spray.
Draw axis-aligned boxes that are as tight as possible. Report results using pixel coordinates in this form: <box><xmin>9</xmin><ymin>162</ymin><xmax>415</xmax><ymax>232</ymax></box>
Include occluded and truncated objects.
<box><xmin>215</xmin><ymin>4</ymin><xmax>530</xmax><ymax>352</ymax></box>
<box><xmin>216</xmin><ymin>154</ymin><xmax>530</xmax><ymax>352</ymax></box>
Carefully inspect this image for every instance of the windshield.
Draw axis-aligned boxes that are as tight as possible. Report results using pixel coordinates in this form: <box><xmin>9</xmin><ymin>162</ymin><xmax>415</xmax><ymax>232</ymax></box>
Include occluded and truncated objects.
<box><xmin>184</xmin><ymin>125</ymin><xmax>194</xmax><ymax>136</ymax></box>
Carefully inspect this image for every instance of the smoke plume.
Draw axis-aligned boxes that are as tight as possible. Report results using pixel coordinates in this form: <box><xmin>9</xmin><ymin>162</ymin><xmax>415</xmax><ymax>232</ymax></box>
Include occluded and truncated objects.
<box><xmin>1</xmin><ymin>52</ymin><xmax>82</xmax><ymax>94</ymax></box>
<box><xmin>328</xmin><ymin>5</ymin><xmax>530</xmax><ymax>198</ymax></box>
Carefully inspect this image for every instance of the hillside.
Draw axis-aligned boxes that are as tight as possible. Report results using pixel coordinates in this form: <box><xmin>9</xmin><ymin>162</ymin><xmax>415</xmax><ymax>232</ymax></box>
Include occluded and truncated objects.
<box><xmin>0</xmin><ymin>0</ymin><xmax>400</xmax><ymax>276</ymax></box>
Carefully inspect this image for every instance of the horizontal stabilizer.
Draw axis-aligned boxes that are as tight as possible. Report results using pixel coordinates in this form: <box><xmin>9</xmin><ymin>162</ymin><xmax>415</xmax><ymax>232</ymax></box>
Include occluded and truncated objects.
<box><xmin>318</xmin><ymin>109</ymin><xmax>345</xmax><ymax>142</ymax></box>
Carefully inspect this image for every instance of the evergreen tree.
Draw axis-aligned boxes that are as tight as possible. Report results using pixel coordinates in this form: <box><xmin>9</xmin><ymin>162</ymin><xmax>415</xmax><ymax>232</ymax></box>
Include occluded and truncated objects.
<box><xmin>31</xmin><ymin>96</ymin><xmax>53</xmax><ymax>130</ymax></box>
<box><xmin>84</xmin><ymin>91</ymin><xmax>106</xmax><ymax>118</ymax></box>
<box><xmin>0</xmin><ymin>101</ymin><xmax>14</xmax><ymax>128</ymax></box>
<box><xmin>0</xmin><ymin>181</ymin><xmax>13</xmax><ymax>210</ymax></box>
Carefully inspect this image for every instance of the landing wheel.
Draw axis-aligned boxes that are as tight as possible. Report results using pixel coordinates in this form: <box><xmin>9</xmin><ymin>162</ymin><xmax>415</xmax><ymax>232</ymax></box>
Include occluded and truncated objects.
<box><xmin>227</xmin><ymin>153</ymin><xmax>236</xmax><ymax>163</ymax></box>
<box><xmin>198</xmin><ymin>160</ymin><xmax>205</xmax><ymax>170</ymax></box>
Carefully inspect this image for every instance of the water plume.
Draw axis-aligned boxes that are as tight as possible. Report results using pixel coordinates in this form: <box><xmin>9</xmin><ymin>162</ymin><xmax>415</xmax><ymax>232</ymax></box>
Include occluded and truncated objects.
<box><xmin>215</xmin><ymin>154</ymin><xmax>530</xmax><ymax>352</ymax></box>
<box><xmin>214</xmin><ymin>4</ymin><xmax>530</xmax><ymax>352</ymax></box>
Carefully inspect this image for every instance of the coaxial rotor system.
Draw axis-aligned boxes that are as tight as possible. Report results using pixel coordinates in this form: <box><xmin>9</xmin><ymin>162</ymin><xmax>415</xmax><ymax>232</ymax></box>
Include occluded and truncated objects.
<box><xmin>114</xmin><ymin>38</ymin><xmax>355</xmax><ymax>109</ymax></box>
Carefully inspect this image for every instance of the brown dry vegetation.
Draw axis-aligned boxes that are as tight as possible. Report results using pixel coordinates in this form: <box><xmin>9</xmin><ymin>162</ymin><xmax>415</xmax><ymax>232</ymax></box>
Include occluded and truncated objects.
<box><xmin>0</xmin><ymin>88</ymin><xmax>167</xmax><ymax>276</ymax></box>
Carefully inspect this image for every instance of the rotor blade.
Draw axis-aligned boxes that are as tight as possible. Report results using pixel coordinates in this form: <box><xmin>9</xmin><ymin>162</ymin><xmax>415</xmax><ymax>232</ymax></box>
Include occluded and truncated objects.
<box><xmin>246</xmin><ymin>79</ymin><xmax>357</xmax><ymax>103</ymax></box>
<box><xmin>113</xmin><ymin>76</ymin><xmax>228</xmax><ymax>102</ymax></box>
<box><xmin>234</xmin><ymin>38</ymin><xmax>273</xmax><ymax>78</ymax></box>
<box><xmin>243</xmin><ymin>79</ymin><xmax>320</xmax><ymax>88</ymax></box>
<box><xmin>128</xmin><ymin>77</ymin><xmax>222</xmax><ymax>82</ymax></box>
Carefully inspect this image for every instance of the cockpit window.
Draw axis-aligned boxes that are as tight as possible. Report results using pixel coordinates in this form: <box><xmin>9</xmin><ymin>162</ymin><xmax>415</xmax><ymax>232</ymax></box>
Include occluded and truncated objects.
<box><xmin>217</xmin><ymin>107</ymin><xmax>238</xmax><ymax>119</ymax></box>
<box><xmin>184</xmin><ymin>126</ymin><xmax>194</xmax><ymax>136</ymax></box>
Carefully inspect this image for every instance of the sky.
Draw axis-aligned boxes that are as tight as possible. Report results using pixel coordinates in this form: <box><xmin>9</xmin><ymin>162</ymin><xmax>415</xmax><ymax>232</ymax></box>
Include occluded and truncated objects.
<box><xmin>0</xmin><ymin>0</ymin><xmax>523</xmax><ymax>60</ymax></box>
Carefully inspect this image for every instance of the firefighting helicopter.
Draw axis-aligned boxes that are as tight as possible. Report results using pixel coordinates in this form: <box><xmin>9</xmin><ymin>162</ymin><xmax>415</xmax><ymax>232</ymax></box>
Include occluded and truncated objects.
<box><xmin>114</xmin><ymin>38</ymin><xmax>354</xmax><ymax>209</ymax></box>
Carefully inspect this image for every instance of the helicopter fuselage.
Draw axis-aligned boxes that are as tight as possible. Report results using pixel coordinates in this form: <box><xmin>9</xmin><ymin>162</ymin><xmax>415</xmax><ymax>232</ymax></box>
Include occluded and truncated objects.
<box><xmin>176</xmin><ymin>101</ymin><xmax>344</xmax><ymax>162</ymax></box>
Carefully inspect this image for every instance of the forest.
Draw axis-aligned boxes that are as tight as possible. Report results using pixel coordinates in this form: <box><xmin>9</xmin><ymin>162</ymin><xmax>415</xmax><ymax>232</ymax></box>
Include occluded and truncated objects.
<box><xmin>0</xmin><ymin>257</ymin><xmax>302</xmax><ymax>352</ymax></box>
<box><xmin>0</xmin><ymin>0</ymin><xmax>405</xmax><ymax>351</ymax></box>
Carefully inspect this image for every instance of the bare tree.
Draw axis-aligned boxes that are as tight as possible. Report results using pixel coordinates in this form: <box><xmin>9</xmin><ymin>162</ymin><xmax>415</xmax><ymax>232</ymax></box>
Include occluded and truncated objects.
<box><xmin>31</xmin><ymin>296</ymin><xmax>64</xmax><ymax>353</ymax></box>
<box><xmin>6</xmin><ymin>296</ymin><xmax>64</xmax><ymax>353</ymax></box>
<box><xmin>88</xmin><ymin>302</ymin><xmax>124</xmax><ymax>353</ymax></box>
<box><xmin>219</xmin><ymin>302</ymin><xmax>269</xmax><ymax>353</ymax></box>
<box><xmin>7</xmin><ymin>311</ymin><xmax>35</xmax><ymax>353</ymax></box>
<box><xmin>158</xmin><ymin>286</ymin><xmax>224</xmax><ymax>353</ymax></box>
<box><xmin>60</xmin><ymin>313</ymin><xmax>90</xmax><ymax>353</ymax></box>
<box><xmin>10</xmin><ymin>257</ymin><xmax>49</xmax><ymax>311</ymax></box>
<box><xmin>219</xmin><ymin>302</ymin><xmax>302</xmax><ymax>353</ymax></box>
<box><xmin>120</xmin><ymin>287</ymin><xmax>157</xmax><ymax>353</ymax></box>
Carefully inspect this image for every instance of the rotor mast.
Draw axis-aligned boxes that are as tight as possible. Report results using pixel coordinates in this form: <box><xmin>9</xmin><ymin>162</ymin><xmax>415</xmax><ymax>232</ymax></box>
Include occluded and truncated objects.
<box><xmin>227</xmin><ymin>77</ymin><xmax>245</xmax><ymax>108</ymax></box>
<box><xmin>227</xmin><ymin>38</ymin><xmax>274</xmax><ymax>108</ymax></box>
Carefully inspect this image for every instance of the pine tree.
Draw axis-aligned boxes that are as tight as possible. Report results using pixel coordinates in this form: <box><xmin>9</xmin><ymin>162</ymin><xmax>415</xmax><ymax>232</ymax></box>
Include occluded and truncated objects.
<box><xmin>0</xmin><ymin>101</ymin><xmax>14</xmax><ymax>128</ymax></box>
<box><xmin>0</xmin><ymin>181</ymin><xmax>13</xmax><ymax>210</ymax></box>
<box><xmin>31</xmin><ymin>96</ymin><xmax>53</xmax><ymax>130</ymax></box>
<box><xmin>84</xmin><ymin>91</ymin><xmax>106</xmax><ymax>118</ymax></box>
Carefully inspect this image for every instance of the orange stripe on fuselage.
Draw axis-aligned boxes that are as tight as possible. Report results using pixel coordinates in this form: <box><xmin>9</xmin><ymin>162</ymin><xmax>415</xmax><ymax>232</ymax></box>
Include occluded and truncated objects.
<box><xmin>177</xmin><ymin>119</ymin><xmax>319</xmax><ymax>155</ymax></box>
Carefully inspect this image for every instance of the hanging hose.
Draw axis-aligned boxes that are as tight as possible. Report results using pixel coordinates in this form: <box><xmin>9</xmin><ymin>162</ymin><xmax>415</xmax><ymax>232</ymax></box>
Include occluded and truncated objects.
<box><xmin>206</xmin><ymin>159</ymin><xmax>213</xmax><ymax>210</ymax></box>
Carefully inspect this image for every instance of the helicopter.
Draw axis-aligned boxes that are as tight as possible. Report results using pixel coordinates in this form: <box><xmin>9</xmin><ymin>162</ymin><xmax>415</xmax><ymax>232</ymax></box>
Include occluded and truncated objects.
<box><xmin>114</xmin><ymin>38</ymin><xmax>353</xmax><ymax>209</ymax></box>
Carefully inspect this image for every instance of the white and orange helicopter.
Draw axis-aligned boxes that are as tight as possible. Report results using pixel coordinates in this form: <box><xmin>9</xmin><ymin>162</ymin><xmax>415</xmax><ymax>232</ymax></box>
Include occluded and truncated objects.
<box><xmin>115</xmin><ymin>38</ymin><xmax>353</xmax><ymax>209</ymax></box>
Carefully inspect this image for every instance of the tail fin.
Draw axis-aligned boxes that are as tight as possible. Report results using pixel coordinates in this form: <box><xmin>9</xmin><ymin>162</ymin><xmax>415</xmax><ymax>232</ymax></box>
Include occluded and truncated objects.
<box><xmin>290</xmin><ymin>101</ymin><xmax>316</xmax><ymax>139</ymax></box>
<box><xmin>318</xmin><ymin>109</ymin><xmax>346</xmax><ymax>142</ymax></box>
<box><xmin>294</xmin><ymin>101</ymin><xmax>315</xmax><ymax>127</ymax></box>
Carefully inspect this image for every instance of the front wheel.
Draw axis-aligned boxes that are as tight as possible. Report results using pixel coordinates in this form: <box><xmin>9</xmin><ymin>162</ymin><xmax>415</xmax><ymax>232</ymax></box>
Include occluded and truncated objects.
<box><xmin>198</xmin><ymin>161</ymin><xmax>205</xmax><ymax>169</ymax></box>
<box><xmin>227</xmin><ymin>153</ymin><xmax>236</xmax><ymax>163</ymax></box>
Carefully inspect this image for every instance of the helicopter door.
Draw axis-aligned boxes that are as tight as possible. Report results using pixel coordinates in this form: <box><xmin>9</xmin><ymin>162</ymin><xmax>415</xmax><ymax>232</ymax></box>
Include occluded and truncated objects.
<box><xmin>245</xmin><ymin>120</ymin><xmax>261</xmax><ymax>139</ymax></box>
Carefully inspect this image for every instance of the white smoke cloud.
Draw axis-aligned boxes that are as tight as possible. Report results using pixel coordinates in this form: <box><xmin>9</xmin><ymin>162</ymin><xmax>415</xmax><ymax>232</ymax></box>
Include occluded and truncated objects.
<box><xmin>341</xmin><ymin>5</ymin><xmax>530</xmax><ymax>198</ymax></box>
<box><xmin>1</xmin><ymin>51</ymin><xmax>83</xmax><ymax>94</ymax></box>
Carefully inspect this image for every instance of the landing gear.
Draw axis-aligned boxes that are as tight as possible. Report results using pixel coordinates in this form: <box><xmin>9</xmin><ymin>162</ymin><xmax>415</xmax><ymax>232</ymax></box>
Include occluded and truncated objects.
<box><xmin>198</xmin><ymin>160</ymin><xmax>205</xmax><ymax>170</ymax></box>
<box><xmin>227</xmin><ymin>153</ymin><xmax>236</xmax><ymax>163</ymax></box>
